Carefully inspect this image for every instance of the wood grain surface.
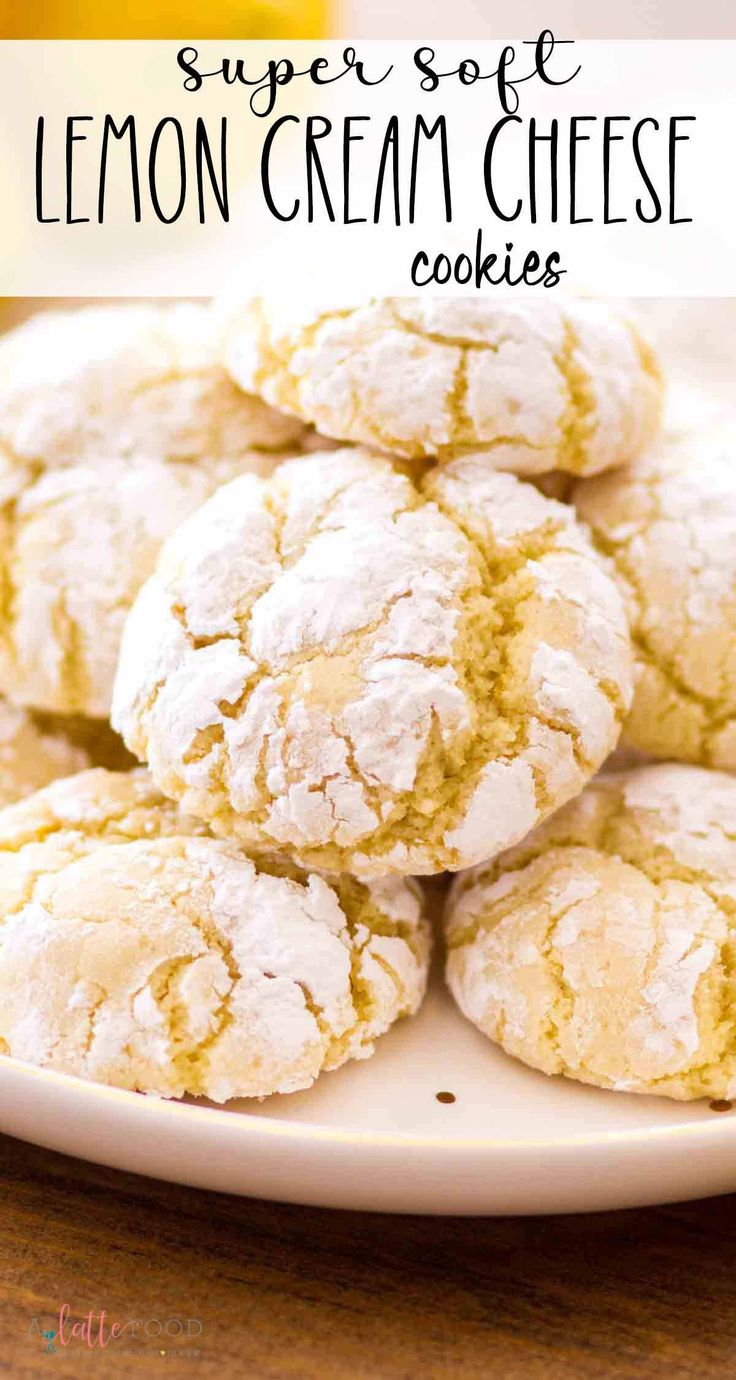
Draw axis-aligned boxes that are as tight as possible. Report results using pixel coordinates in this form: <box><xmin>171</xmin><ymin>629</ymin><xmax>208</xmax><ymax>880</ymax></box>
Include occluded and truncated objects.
<box><xmin>1</xmin><ymin>1133</ymin><xmax>735</xmax><ymax>1379</ymax></box>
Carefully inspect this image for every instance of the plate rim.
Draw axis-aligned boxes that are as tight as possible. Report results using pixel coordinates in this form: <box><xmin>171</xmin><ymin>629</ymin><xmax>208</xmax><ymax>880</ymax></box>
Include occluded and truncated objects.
<box><xmin>3</xmin><ymin>1052</ymin><xmax>736</xmax><ymax>1155</ymax></box>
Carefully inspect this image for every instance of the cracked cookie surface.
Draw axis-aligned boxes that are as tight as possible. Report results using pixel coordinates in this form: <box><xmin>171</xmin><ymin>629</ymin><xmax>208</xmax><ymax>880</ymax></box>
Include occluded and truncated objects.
<box><xmin>0</xmin><ymin>454</ymin><xmax>297</xmax><ymax>718</ymax></box>
<box><xmin>446</xmin><ymin>763</ymin><xmax>736</xmax><ymax>1101</ymax></box>
<box><xmin>113</xmin><ymin>447</ymin><xmax>632</xmax><ymax>876</ymax></box>
<box><xmin>0</xmin><ymin>302</ymin><xmax>316</xmax><ymax>717</ymax></box>
<box><xmin>0</xmin><ymin>768</ymin><xmax>429</xmax><ymax>1100</ymax></box>
<box><xmin>0</xmin><ymin>698</ymin><xmax>91</xmax><ymax>808</ymax></box>
<box><xmin>0</xmin><ymin>302</ymin><xmax>306</xmax><ymax>499</ymax></box>
<box><xmin>573</xmin><ymin>417</ymin><xmax>736</xmax><ymax>769</ymax></box>
<box><xmin>222</xmin><ymin>297</ymin><xmax>662</xmax><ymax>476</ymax></box>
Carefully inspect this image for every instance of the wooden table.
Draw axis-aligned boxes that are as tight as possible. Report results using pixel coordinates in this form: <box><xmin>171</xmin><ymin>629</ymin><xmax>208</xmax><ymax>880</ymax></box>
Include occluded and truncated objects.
<box><xmin>1</xmin><ymin>1133</ymin><xmax>734</xmax><ymax>1378</ymax></box>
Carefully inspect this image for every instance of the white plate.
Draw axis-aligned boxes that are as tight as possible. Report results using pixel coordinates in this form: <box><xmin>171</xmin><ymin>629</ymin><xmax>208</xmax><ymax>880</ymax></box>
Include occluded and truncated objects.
<box><xmin>2</xmin><ymin>962</ymin><xmax>736</xmax><ymax>1215</ymax></box>
<box><xmin>2</xmin><ymin>303</ymin><xmax>733</xmax><ymax>1216</ymax></box>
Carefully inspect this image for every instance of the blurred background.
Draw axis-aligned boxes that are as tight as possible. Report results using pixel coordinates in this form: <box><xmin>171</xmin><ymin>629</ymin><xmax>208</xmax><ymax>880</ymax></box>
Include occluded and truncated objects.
<box><xmin>1</xmin><ymin>0</ymin><xmax>734</xmax><ymax>38</ymax></box>
<box><xmin>0</xmin><ymin>0</ymin><xmax>327</xmax><ymax>38</ymax></box>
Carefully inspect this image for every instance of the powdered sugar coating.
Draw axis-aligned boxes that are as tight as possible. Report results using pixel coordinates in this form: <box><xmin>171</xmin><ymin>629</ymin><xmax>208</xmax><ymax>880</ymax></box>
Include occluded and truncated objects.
<box><xmin>113</xmin><ymin>447</ymin><xmax>632</xmax><ymax>876</ymax></box>
<box><xmin>223</xmin><ymin>297</ymin><xmax>662</xmax><ymax>476</ymax></box>
<box><xmin>0</xmin><ymin>768</ymin><xmax>429</xmax><ymax>1100</ymax></box>
<box><xmin>0</xmin><ymin>302</ymin><xmax>316</xmax><ymax>717</ymax></box>
<box><xmin>0</xmin><ymin>698</ymin><xmax>90</xmax><ymax>808</ymax></box>
<box><xmin>0</xmin><ymin>302</ymin><xmax>306</xmax><ymax>500</ymax></box>
<box><xmin>573</xmin><ymin>414</ymin><xmax>736</xmax><ymax>768</ymax></box>
<box><xmin>446</xmin><ymin>763</ymin><xmax>736</xmax><ymax>1100</ymax></box>
<box><xmin>0</xmin><ymin>454</ymin><xmax>290</xmax><ymax>718</ymax></box>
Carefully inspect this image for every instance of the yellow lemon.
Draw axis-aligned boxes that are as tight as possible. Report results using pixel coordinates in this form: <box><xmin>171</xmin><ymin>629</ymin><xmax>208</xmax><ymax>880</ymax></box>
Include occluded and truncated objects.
<box><xmin>0</xmin><ymin>0</ymin><xmax>328</xmax><ymax>38</ymax></box>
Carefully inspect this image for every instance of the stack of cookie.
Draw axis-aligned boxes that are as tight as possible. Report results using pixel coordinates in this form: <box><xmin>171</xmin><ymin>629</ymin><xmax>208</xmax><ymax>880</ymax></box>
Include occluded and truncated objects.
<box><xmin>0</xmin><ymin>295</ymin><xmax>734</xmax><ymax>1106</ymax></box>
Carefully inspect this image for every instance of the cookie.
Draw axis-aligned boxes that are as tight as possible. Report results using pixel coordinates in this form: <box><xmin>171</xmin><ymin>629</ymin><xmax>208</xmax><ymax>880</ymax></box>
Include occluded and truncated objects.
<box><xmin>223</xmin><ymin>297</ymin><xmax>662</xmax><ymax>476</ymax></box>
<box><xmin>0</xmin><ymin>301</ymin><xmax>306</xmax><ymax>501</ymax></box>
<box><xmin>112</xmin><ymin>447</ymin><xmax>633</xmax><ymax>876</ymax></box>
<box><xmin>0</xmin><ymin>698</ymin><xmax>91</xmax><ymax>808</ymax></box>
<box><xmin>0</xmin><ymin>454</ymin><xmax>294</xmax><ymax>717</ymax></box>
<box><xmin>445</xmin><ymin>763</ymin><xmax>736</xmax><ymax>1101</ymax></box>
<box><xmin>573</xmin><ymin>414</ymin><xmax>736</xmax><ymax>769</ymax></box>
<box><xmin>0</xmin><ymin>301</ymin><xmax>317</xmax><ymax>717</ymax></box>
<box><xmin>0</xmin><ymin>769</ymin><xmax>429</xmax><ymax>1100</ymax></box>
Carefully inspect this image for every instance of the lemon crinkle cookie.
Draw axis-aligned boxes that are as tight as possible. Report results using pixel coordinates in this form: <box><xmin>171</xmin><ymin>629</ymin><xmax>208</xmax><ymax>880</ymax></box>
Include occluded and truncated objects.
<box><xmin>0</xmin><ymin>698</ymin><xmax>91</xmax><ymax>808</ymax></box>
<box><xmin>0</xmin><ymin>455</ymin><xmax>292</xmax><ymax>718</ymax></box>
<box><xmin>0</xmin><ymin>769</ymin><xmax>429</xmax><ymax>1101</ymax></box>
<box><xmin>573</xmin><ymin>414</ymin><xmax>736</xmax><ymax>769</ymax></box>
<box><xmin>222</xmin><ymin>297</ymin><xmax>662</xmax><ymax>476</ymax></box>
<box><xmin>0</xmin><ymin>301</ymin><xmax>305</xmax><ymax>494</ymax></box>
<box><xmin>112</xmin><ymin>447</ymin><xmax>633</xmax><ymax>877</ymax></box>
<box><xmin>0</xmin><ymin>302</ymin><xmax>314</xmax><ymax>717</ymax></box>
<box><xmin>445</xmin><ymin>763</ymin><xmax>736</xmax><ymax>1101</ymax></box>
